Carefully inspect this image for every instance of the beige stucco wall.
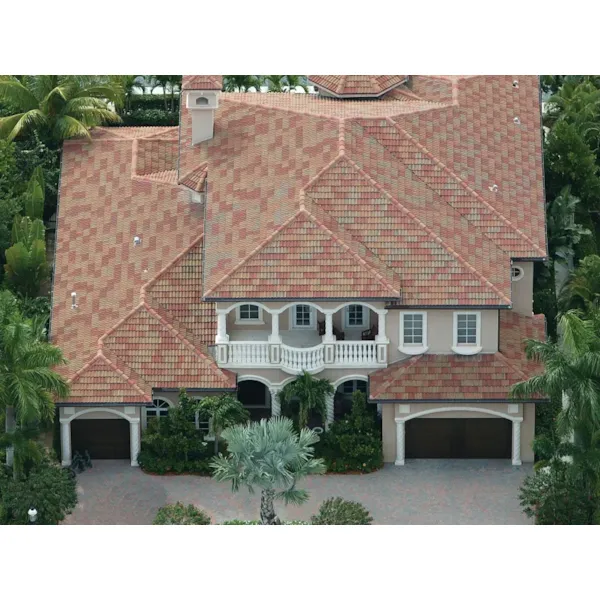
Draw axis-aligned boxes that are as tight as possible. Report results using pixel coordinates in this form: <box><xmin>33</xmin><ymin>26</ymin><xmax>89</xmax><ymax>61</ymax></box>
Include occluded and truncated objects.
<box><xmin>381</xmin><ymin>402</ymin><xmax>535</xmax><ymax>464</ymax></box>
<box><xmin>511</xmin><ymin>262</ymin><xmax>534</xmax><ymax>316</ymax></box>
<box><xmin>386</xmin><ymin>309</ymin><xmax>499</xmax><ymax>362</ymax></box>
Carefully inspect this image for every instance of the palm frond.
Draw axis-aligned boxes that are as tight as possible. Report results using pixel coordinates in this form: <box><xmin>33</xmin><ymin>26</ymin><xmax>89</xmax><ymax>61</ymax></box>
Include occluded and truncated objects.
<box><xmin>0</xmin><ymin>77</ymin><xmax>40</xmax><ymax>110</ymax></box>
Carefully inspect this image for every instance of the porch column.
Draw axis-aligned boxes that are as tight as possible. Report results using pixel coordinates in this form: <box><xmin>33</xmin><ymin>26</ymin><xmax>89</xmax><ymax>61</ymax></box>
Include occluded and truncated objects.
<box><xmin>130</xmin><ymin>418</ymin><xmax>141</xmax><ymax>467</ymax></box>
<box><xmin>394</xmin><ymin>418</ymin><xmax>405</xmax><ymax>466</ymax></box>
<box><xmin>215</xmin><ymin>310</ymin><xmax>229</xmax><ymax>343</ymax></box>
<box><xmin>325</xmin><ymin>393</ymin><xmax>335</xmax><ymax>430</ymax></box>
<box><xmin>324</xmin><ymin>311</ymin><xmax>335</xmax><ymax>363</ymax></box>
<box><xmin>375</xmin><ymin>310</ymin><xmax>389</xmax><ymax>363</ymax></box>
<box><xmin>60</xmin><ymin>420</ymin><xmax>72</xmax><ymax>467</ymax></box>
<box><xmin>512</xmin><ymin>419</ymin><xmax>522</xmax><ymax>466</ymax></box>
<box><xmin>269</xmin><ymin>387</ymin><xmax>281</xmax><ymax>417</ymax></box>
<box><xmin>269</xmin><ymin>312</ymin><xmax>281</xmax><ymax>363</ymax></box>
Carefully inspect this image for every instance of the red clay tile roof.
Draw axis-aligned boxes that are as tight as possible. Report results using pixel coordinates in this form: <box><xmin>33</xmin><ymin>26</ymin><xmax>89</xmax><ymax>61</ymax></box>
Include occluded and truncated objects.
<box><xmin>369</xmin><ymin>312</ymin><xmax>546</xmax><ymax>401</ymax></box>
<box><xmin>309</xmin><ymin>76</ymin><xmax>407</xmax><ymax>97</ymax></box>
<box><xmin>52</xmin><ymin>128</ymin><xmax>234</xmax><ymax>403</ymax></box>
<box><xmin>178</xmin><ymin>163</ymin><xmax>207</xmax><ymax>192</ymax></box>
<box><xmin>182</xmin><ymin>75</ymin><xmax>223</xmax><ymax>91</ymax></box>
<box><xmin>65</xmin><ymin>353</ymin><xmax>151</xmax><ymax>405</ymax></box>
<box><xmin>177</xmin><ymin>75</ymin><xmax>546</xmax><ymax>305</ymax></box>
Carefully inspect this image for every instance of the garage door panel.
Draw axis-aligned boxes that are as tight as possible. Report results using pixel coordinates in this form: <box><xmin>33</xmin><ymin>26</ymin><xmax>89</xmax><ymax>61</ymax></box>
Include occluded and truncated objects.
<box><xmin>406</xmin><ymin>418</ymin><xmax>511</xmax><ymax>459</ymax></box>
<box><xmin>71</xmin><ymin>419</ymin><xmax>130</xmax><ymax>459</ymax></box>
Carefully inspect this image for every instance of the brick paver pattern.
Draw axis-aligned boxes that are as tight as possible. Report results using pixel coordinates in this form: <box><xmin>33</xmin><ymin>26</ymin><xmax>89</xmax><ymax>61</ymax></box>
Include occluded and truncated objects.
<box><xmin>63</xmin><ymin>460</ymin><xmax>532</xmax><ymax>525</ymax></box>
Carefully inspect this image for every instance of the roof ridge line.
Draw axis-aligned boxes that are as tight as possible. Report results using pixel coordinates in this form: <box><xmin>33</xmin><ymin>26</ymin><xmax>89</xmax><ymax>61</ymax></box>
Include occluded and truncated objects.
<box><xmin>222</xmin><ymin>96</ymin><xmax>341</xmax><ymax>121</ymax></box>
<box><xmin>67</xmin><ymin>349</ymin><xmax>105</xmax><ymax>384</ymax></box>
<box><xmin>387</xmin><ymin>118</ymin><xmax>545</xmax><ymax>255</ymax></box>
<box><xmin>301</xmin><ymin>206</ymin><xmax>401</xmax><ymax>296</ymax></box>
<box><xmin>98</xmin><ymin>303</ymin><xmax>146</xmax><ymax>347</ymax></box>
<box><xmin>141</xmin><ymin>232</ymin><xmax>204</xmax><ymax>300</ymax></box>
<box><xmin>495</xmin><ymin>351</ymin><xmax>528</xmax><ymax>381</ymax></box>
<box><xmin>343</xmin><ymin>156</ymin><xmax>512</xmax><ymax>304</ymax></box>
<box><xmin>142</xmin><ymin>302</ymin><xmax>231</xmax><ymax>384</ymax></box>
<box><xmin>204</xmin><ymin>209</ymin><xmax>303</xmax><ymax>297</ymax></box>
<box><xmin>336</xmin><ymin>76</ymin><xmax>348</xmax><ymax>95</ymax></box>
<box><xmin>99</xmin><ymin>350</ymin><xmax>152</xmax><ymax>399</ymax></box>
<box><xmin>301</xmin><ymin>152</ymin><xmax>346</xmax><ymax>196</ymax></box>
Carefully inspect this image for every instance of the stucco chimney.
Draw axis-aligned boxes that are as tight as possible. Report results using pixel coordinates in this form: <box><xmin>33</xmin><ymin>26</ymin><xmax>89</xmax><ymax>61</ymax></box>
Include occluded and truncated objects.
<box><xmin>186</xmin><ymin>90</ymin><xmax>219</xmax><ymax>144</ymax></box>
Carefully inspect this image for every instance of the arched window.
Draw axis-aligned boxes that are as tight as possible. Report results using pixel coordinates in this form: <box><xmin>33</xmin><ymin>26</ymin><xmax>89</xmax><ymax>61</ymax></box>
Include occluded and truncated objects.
<box><xmin>146</xmin><ymin>398</ymin><xmax>170</xmax><ymax>422</ymax></box>
<box><xmin>511</xmin><ymin>266</ymin><xmax>524</xmax><ymax>281</ymax></box>
<box><xmin>195</xmin><ymin>96</ymin><xmax>209</xmax><ymax>106</ymax></box>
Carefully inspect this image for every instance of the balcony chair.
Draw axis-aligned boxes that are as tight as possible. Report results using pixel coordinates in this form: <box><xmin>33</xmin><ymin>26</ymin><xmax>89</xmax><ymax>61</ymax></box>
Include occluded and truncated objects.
<box><xmin>317</xmin><ymin>320</ymin><xmax>345</xmax><ymax>340</ymax></box>
<box><xmin>361</xmin><ymin>323</ymin><xmax>378</xmax><ymax>341</ymax></box>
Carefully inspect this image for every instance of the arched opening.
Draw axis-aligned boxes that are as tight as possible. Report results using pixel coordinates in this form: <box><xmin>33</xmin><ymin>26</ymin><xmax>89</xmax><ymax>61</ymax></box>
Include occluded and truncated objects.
<box><xmin>334</xmin><ymin>378</ymin><xmax>371</xmax><ymax>419</ymax></box>
<box><xmin>195</xmin><ymin>96</ymin><xmax>209</xmax><ymax>106</ymax></box>
<box><xmin>237</xmin><ymin>380</ymin><xmax>271</xmax><ymax>421</ymax></box>
<box><xmin>331</xmin><ymin>303</ymin><xmax>378</xmax><ymax>341</ymax></box>
<box><xmin>279</xmin><ymin>379</ymin><xmax>328</xmax><ymax>429</ymax></box>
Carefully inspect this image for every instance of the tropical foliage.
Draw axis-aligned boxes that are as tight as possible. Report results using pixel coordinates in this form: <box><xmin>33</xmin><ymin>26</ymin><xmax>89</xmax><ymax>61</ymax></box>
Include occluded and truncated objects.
<box><xmin>137</xmin><ymin>390</ymin><xmax>213</xmax><ymax>474</ymax></box>
<box><xmin>278</xmin><ymin>371</ymin><xmax>334</xmax><ymax>429</ymax></box>
<box><xmin>196</xmin><ymin>393</ymin><xmax>249</xmax><ymax>454</ymax></box>
<box><xmin>0</xmin><ymin>290</ymin><xmax>69</xmax><ymax>478</ymax></box>
<box><xmin>153</xmin><ymin>502</ymin><xmax>211</xmax><ymax>525</ymax></box>
<box><xmin>0</xmin><ymin>457</ymin><xmax>77</xmax><ymax>524</ymax></box>
<box><xmin>315</xmin><ymin>391</ymin><xmax>383</xmax><ymax>473</ymax></box>
<box><xmin>311</xmin><ymin>497</ymin><xmax>373</xmax><ymax>525</ymax></box>
<box><xmin>0</xmin><ymin>76</ymin><xmax>121</xmax><ymax>142</ymax></box>
<box><xmin>210</xmin><ymin>417</ymin><xmax>326</xmax><ymax>524</ymax></box>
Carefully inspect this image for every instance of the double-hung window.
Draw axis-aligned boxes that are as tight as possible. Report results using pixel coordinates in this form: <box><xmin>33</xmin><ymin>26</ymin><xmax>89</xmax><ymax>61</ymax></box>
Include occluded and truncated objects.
<box><xmin>292</xmin><ymin>304</ymin><xmax>315</xmax><ymax>329</ymax></box>
<box><xmin>399</xmin><ymin>312</ymin><xmax>427</xmax><ymax>355</ymax></box>
<box><xmin>345</xmin><ymin>305</ymin><xmax>368</xmax><ymax>328</ymax></box>
<box><xmin>452</xmin><ymin>311</ymin><xmax>482</xmax><ymax>355</ymax></box>
<box><xmin>236</xmin><ymin>304</ymin><xmax>263</xmax><ymax>324</ymax></box>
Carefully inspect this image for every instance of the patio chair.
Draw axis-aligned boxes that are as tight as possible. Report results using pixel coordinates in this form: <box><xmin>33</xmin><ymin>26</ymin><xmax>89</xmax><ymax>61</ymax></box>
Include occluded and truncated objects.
<box><xmin>361</xmin><ymin>323</ymin><xmax>378</xmax><ymax>340</ymax></box>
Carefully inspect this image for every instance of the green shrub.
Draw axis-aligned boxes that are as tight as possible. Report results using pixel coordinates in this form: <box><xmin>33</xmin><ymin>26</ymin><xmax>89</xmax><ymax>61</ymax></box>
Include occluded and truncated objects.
<box><xmin>138</xmin><ymin>391</ymin><xmax>214</xmax><ymax>475</ymax></box>
<box><xmin>153</xmin><ymin>502</ymin><xmax>211</xmax><ymax>525</ymax></box>
<box><xmin>129</xmin><ymin>95</ymin><xmax>178</xmax><ymax>111</ymax></box>
<box><xmin>311</xmin><ymin>497</ymin><xmax>373</xmax><ymax>525</ymax></box>
<box><xmin>0</xmin><ymin>458</ymin><xmax>77</xmax><ymax>524</ymax></box>
<box><xmin>117</xmin><ymin>109</ymin><xmax>179</xmax><ymax>127</ymax></box>
<box><xmin>220</xmin><ymin>519</ymin><xmax>309</xmax><ymax>525</ymax></box>
<box><xmin>315</xmin><ymin>391</ymin><xmax>383</xmax><ymax>473</ymax></box>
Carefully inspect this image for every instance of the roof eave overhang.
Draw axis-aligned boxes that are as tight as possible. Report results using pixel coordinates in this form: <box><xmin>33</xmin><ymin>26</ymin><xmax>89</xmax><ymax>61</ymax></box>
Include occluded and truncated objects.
<box><xmin>55</xmin><ymin>401</ymin><xmax>154</xmax><ymax>407</ymax></box>
<box><xmin>152</xmin><ymin>387</ymin><xmax>237</xmax><ymax>393</ymax></box>
<box><xmin>367</xmin><ymin>397</ymin><xmax>549</xmax><ymax>404</ymax></box>
<box><xmin>384</xmin><ymin>304</ymin><xmax>512</xmax><ymax>310</ymax></box>
<box><xmin>204</xmin><ymin>296</ymin><xmax>401</xmax><ymax>303</ymax></box>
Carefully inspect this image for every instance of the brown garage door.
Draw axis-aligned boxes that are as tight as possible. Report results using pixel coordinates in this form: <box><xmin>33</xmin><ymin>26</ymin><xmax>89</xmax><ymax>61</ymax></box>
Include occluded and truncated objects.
<box><xmin>71</xmin><ymin>419</ymin><xmax>130</xmax><ymax>459</ymax></box>
<box><xmin>405</xmin><ymin>418</ymin><xmax>512</xmax><ymax>459</ymax></box>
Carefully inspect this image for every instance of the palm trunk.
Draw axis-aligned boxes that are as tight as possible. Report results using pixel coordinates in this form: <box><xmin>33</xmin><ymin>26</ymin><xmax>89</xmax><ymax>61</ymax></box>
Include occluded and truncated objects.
<box><xmin>260</xmin><ymin>489</ymin><xmax>281</xmax><ymax>524</ymax></box>
<box><xmin>5</xmin><ymin>405</ymin><xmax>15</xmax><ymax>469</ymax></box>
<box><xmin>214</xmin><ymin>433</ymin><xmax>219</xmax><ymax>455</ymax></box>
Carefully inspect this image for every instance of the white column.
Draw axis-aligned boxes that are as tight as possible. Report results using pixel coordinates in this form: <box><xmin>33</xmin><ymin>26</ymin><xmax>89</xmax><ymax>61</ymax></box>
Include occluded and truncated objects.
<box><xmin>512</xmin><ymin>419</ymin><xmax>522</xmax><ymax>466</ymax></box>
<box><xmin>130</xmin><ymin>419</ymin><xmax>141</xmax><ymax>467</ymax></box>
<box><xmin>375</xmin><ymin>310</ymin><xmax>388</xmax><ymax>342</ymax></box>
<box><xmin>215</xmin><ymin>311</ymin><xmax>229</xmax><ymax>344</ymax></box>
<box><xmin>325</xmin><ymin>393</ymin><xmax>335</xmax><ymax>429</ymax></box>
<box><xmin>269</xmin><ymin>387</ymin><xmax>281</xmax><ymax>417</ymax></box>
<box><xmin>324</xmin><ymin>312</ymin><xmax>335</xmax><ymax>342</ymax></box>
<box><xmin>269</xmin><ymin>312</ymin><xmax>281</xmax><ymax>342</ymax></box>
<box><xmin>60</xmin><ymin>420</ymin><xmax>72</xmax><ymax>466</ymax></box>
<box><xmin>394</xmin><ymin>418</ymin><xmax>405</xmax><ymax>466</ymax></box>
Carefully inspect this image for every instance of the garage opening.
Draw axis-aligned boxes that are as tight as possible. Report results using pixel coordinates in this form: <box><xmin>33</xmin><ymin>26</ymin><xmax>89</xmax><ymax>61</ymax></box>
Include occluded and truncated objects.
<box><xmin>405</xmin><ymin>418</ymin><xmax>512</xmax><ymax>459</ymax></box>
<box><xmin>71</xmin><ymin>419</ymin><xmax>130</xmax><ymax>459</ymax></box>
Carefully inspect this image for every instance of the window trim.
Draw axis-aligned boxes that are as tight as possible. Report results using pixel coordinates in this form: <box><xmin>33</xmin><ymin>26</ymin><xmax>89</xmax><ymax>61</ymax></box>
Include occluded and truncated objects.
<box><xmin>398</xmin><ymin>311</ymin><xmax>428</xmax><ymax>355</ymax></box>
<box><xmin>452</xmin><ymin>311</ymin><xmax>482</xmax><ymax>355</ymax></box>
<box><xmin>235</xmin><ymin>304</ymin><xmax>264</xmax><ymax>325</ymax></box>
<box><xmin>290</xmin><ymin>305</ymin><xmax>316</xmax><ymax>330</ymax></box>
<box><xmin>511</xmin><ymin>266</ymin><xmax>524</xmax><ymax>282</ymax></box>
<box><xmin>143</xmin><ymin>396</ymin><xmax>173</xmax><ymax>429</ymax></box>
<box><xmin>344</xmin><ymin>304</ymin><xmax>370</xmax><ymax>329</ymax></box>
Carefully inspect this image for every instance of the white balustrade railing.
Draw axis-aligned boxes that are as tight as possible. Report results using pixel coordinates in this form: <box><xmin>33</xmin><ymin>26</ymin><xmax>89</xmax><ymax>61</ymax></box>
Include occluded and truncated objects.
<box><xmin>334</xmin><ymin>341</ymin><xmax>377</xmax><ymax>365</ymax></box>
<box><xmin>228</xmin><ymin>342</ymin><xmax>270</xmax><ymax>365</ymax></box>
<box><xmin>221</xmin><ymin>340</ymin><xmax>379</xmax><ymax>371</ymax></box>
<box><xmin>280</xmin><ymin>344</ymin><xmax>325</xmax><ymax>372</ymax></box>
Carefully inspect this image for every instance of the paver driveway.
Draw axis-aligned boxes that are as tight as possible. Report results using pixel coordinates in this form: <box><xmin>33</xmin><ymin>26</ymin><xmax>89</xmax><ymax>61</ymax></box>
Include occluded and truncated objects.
<box><xmin>63</xmin><ymin>459</ymin><xmax>532</xmax><ymax>525</ymax></box>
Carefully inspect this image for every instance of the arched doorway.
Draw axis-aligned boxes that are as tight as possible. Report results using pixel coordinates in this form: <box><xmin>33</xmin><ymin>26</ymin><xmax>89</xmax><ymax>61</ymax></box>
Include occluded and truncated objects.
<box><xmin>237</xmin><ymin>379</ymin><xmax>272</xmax><ymax>421</ymax></box>
<box><xmin>333</xmin><ymin>377</ymin><xmax>372</xmax><ymax>419</ymax></box>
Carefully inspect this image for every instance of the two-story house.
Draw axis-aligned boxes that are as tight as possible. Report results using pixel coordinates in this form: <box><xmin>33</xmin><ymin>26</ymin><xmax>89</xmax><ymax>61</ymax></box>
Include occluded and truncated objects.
<box><xmin>51</xmin><ymin>75</ymin><xmax>547</xmax><ymax>468</ymax></box>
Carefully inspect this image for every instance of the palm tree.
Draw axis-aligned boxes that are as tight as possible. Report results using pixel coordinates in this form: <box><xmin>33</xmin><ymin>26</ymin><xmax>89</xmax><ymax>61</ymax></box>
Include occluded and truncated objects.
<box><xmin>223</xmin><ymin>76</ymin><xmax>263</xmax><ymax>92</ymax></box>
<box><xmin>0</xmin><ymin>290</ymin><xmax>69</xmax><ymax>476</ymax></box>
<box><xmin>0</xmin><ymin>75</ymin><xmax>121</xmax><ymax>142</ymax></box>
<box><xmin>558</xmin><ymin>255</ymin><xmax>600</xmax><ymax>315</ymax></box>
<box><xmin>196</xmin><ymin>393</ymin><xmax>249</xmax><ymax>454</ymax></box>
<box><xmin>264</xmin><ymin>76</ymin><xmax>308</xmax><ymax>93</ymax></box>
<box><xmin>278</xmin><ymin>371</ymin><xmax>334</xmax><ymax>429</ymax></box>
<box><xmin>151</xmin><ymin>76</ymin><xmax>182</xmax><ymax>111</ymax></box>
<box><xmin>210</xmin><ymin>417</ymin><xmax>325</xmax><ymax>524</ymax></box>
<box><xmin>511</xmin><ymin>308</ymin><xmax>600</xmax><ymax>440</ymax></box>
<box><xmin>110</xmin><ymin>75</ymin><xmax>145</xmax><ymax>113</ymax></box>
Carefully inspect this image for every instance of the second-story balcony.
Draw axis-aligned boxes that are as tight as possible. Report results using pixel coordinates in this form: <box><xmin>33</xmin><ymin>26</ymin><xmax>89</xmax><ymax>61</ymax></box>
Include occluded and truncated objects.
<box><xmin>214</xmin><ymin>302</ymin><xmax>389</xmax><ymax>374</ymax></box>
